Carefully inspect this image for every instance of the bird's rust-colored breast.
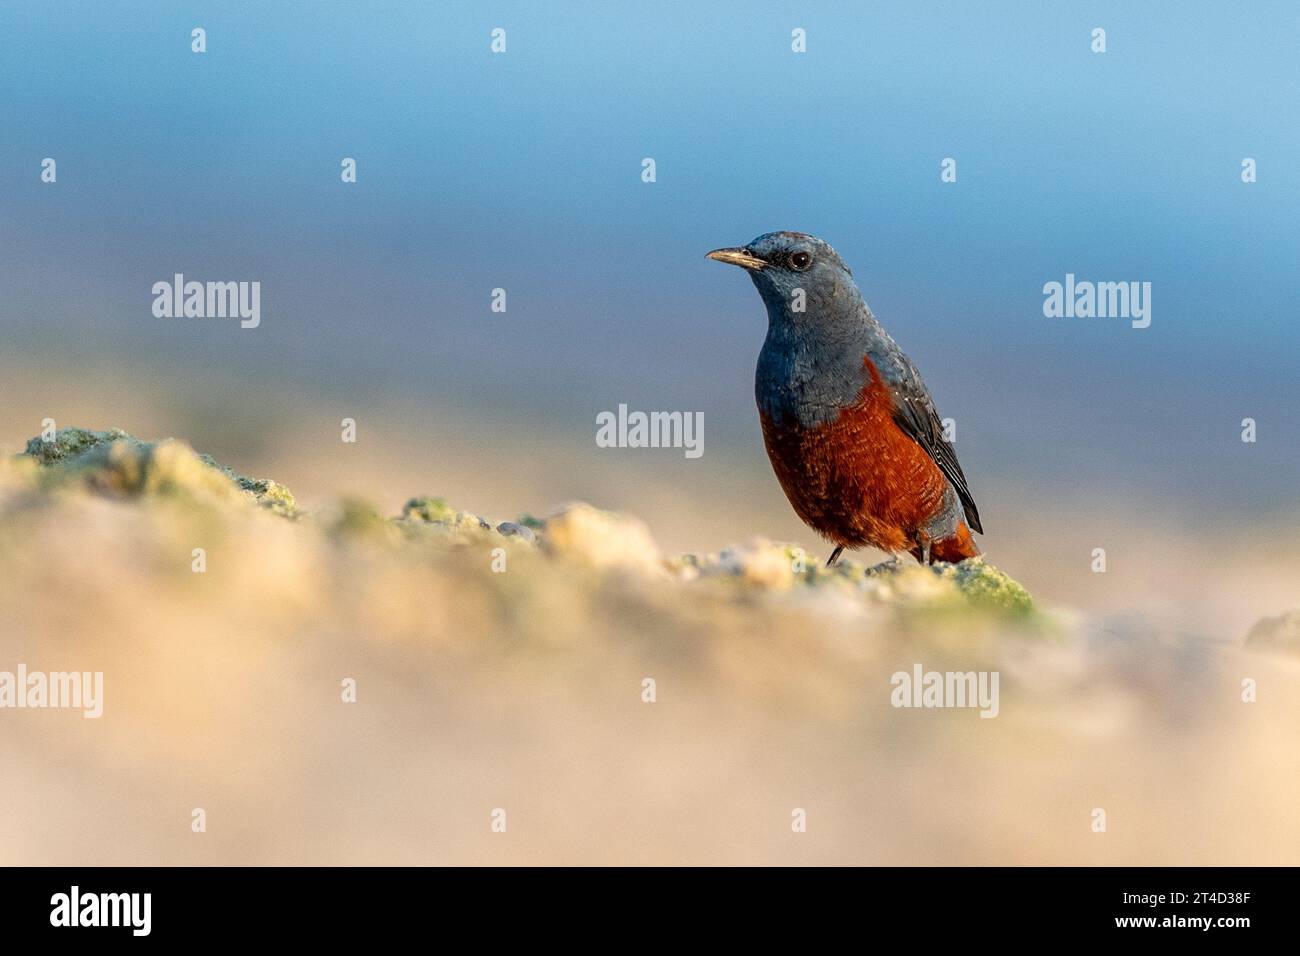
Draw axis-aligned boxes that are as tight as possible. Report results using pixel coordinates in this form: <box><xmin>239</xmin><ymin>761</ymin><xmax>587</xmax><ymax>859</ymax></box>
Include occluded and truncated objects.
<box><xmin>759</xmin><ymin>357</ymin><xmax>951</xmax><ymax>553</ymax></box>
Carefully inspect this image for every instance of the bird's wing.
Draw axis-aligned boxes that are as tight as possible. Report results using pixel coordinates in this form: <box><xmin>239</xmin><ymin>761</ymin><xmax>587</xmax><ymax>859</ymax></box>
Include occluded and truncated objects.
<box><xmin>886</xmin><ymin>359</ymin><xmax>983</xmax><ymax>534</ymax></box>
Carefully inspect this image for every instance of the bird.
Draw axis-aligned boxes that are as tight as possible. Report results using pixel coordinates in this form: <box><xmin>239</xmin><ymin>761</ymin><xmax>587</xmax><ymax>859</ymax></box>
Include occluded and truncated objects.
<box><xmin>707</xmin><ymin>231</ymin><xmax>982</xmax><ymax>567</ymax></box>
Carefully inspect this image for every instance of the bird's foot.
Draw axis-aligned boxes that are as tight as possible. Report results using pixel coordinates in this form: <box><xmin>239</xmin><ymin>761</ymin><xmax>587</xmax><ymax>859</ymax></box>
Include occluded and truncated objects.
<box><xmin>826</xmin><ymin>545</ymin><xmax>844</xmax><ymax>567</ymax></box>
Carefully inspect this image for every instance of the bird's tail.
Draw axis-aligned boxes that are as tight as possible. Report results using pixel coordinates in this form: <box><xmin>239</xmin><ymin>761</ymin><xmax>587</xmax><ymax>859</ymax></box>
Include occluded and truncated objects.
<box><xmin>912</xmin><ymin>522</ymin><xmax>981</xmax><ymax>564</ymax></box>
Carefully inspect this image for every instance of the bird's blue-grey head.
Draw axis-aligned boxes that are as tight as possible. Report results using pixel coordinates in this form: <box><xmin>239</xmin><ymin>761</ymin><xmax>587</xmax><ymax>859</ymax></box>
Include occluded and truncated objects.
<box><xmin>709</xmin><ymin>231</ymin><xmax>898</xmax><ymax>426</ymax></box>
<box><xmin>706</xmin><ymin>232</ymin><xmax>865</xmax><ymax>330</ymax></box>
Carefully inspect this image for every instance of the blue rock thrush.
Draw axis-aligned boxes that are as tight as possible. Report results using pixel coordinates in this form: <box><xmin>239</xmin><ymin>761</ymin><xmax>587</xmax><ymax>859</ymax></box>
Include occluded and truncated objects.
<box><xmin>707</xmin><ymin>231</ymin><xmax>982</xmax><ymax>566</ymax></box>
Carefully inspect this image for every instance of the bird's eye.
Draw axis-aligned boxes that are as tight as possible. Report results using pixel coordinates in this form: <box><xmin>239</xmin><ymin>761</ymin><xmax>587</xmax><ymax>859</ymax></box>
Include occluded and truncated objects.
<box><xmin>790</xmin><ymin>251</ymin><xmax>812</xmax><ymax>270</ymax></box>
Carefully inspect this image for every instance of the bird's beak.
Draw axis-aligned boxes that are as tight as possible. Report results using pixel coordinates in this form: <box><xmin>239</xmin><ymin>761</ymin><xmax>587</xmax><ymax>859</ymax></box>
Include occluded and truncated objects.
<box><xmin>706</xmin><ymin>247</ymin><xmax>766</xmax><ymax>271</ymax></box>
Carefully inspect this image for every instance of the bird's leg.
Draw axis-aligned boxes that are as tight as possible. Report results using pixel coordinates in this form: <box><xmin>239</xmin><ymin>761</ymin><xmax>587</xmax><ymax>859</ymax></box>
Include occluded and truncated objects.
<box><xmin>826</xmin><ymin>545</ymin><xmax>844</xmax><ymax>567</ymax></box>
<box><xmin>916</xmin><ymin>533</ymin><xmax>933</xmax><ymax>566</ymax></box>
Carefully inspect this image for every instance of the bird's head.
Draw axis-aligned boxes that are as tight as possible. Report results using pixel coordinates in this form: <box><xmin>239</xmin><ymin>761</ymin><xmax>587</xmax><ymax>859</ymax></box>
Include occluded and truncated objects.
<box><xmin>706</xmin><ymin>232</ymin><xmax>857</xmax><ymax>321</ymax></box>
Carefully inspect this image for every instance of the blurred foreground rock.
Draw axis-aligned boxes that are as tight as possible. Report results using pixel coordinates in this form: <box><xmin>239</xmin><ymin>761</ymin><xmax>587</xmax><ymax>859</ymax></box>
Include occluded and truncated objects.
<box><xmin>7</xmin><ymin>427</ymin><xmax>1296</xmax><ymax>866</ymax></box>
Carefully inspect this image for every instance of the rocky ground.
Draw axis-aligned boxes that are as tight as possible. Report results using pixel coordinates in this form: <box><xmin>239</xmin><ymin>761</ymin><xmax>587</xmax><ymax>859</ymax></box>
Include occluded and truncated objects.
<box><xmin>1</xmin><ymin>428</ymin><xmax>1296</xmax><ymax>865</ymax></box>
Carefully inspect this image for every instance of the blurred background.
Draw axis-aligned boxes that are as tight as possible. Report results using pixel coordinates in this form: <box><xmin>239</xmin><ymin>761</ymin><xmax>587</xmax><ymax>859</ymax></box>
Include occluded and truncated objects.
<box><xmin>3</xmin><ymin>0</ymin><xmax>1298</xmax><ymax>640</ymax></box>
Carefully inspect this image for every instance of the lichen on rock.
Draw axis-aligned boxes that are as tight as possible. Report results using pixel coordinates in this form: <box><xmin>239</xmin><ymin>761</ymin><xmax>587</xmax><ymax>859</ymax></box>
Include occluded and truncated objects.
<box><xmin>198</xmin><ymin>454</ymin><xmax>297</xmax><ymax>516</ymax></box>
<box><xmin>886</xmin><ymin>556</ymin><xmax>1036</xmax><ymax>614</ymax></box>
<box><xmin>23</xmin><ymin>425</ymin><xmax>132</xmax><ymax>465</ymax></box>
<box><xmin>20</xmin><ymin>426</ymin><xmax>297</xmax><ymax>515</ymax></box>
<box><xmin>401</xmin><ymin>495</ymin><xmax>458</xmax><ymax>523</ymax></box>
<box><xmin>671</xmin><ymin>538</ymin><xmax>1034</xmax><ymax>614</ymax></box>
<box><xmin>401</xmin><ymin>495</ymin><xmax>492</xmax><ymax>532</ymax></box>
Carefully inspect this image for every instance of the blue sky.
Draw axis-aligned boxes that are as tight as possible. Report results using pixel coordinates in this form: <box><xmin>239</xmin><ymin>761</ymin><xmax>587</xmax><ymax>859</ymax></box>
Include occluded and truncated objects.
<box><xmin>3</xmin><ymin>1</ymin><xmax>1298</xmax><ymax>512</ymax></box>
